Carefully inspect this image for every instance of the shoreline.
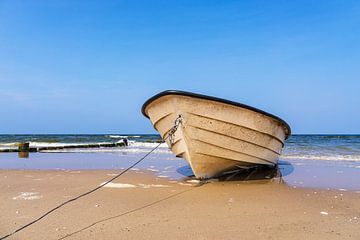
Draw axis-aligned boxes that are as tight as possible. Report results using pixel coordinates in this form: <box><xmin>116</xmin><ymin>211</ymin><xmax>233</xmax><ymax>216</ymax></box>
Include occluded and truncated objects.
<box><xmin>1</xmin><ymin>152</ymin><xmax>360</xmax><ymax>191</ymax></box>
<box><xmin>1</xmin><ymin>151</ymin><xmax>360</xmax><ymax>239</ymax></box>
<box><xmin>1</xmin><ymin>169</ymin><xmax>359</xmax><ymax>239</ymax></box>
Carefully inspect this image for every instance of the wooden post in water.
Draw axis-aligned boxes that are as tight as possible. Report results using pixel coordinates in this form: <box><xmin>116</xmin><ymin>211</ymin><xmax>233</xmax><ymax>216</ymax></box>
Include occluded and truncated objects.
<box><xmin>18</xmin><ymin>142</ymin><xmax>30</xmax><ymax>158</ymax></box>
<box><xmin>18</xmin><ymin>142</ymin><xmax>30</xmax><ymax>152</ymax></box>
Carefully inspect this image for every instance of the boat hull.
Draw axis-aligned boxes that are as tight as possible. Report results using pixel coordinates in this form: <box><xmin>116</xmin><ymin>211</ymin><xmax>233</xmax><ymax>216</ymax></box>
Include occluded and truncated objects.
<box><xmin>142</xmin><ymin>91</ymin><xmax>291</xmax><ymax>179</ymax></box>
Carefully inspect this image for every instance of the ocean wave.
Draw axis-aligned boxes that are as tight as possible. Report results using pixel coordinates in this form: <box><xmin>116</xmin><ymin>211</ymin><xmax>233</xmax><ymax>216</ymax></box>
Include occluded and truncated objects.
<box><xmin>0</xmin><ymin>140</ymin><xmax>125</xmax><ymax>151</ymax></box>
<box><xmin>0</xmin><ymin>142</ymin><xmax>19</xmax><ymax>147</ymax></box>
<box><xmin>129</xmin><ymin>141</ymin><xmax>167</xmax><ymax>148</ymax></box>
<box><xmin>41</xmin><ymin>148</ymin><xmax>171</xmax><ymax>154</ymax></box>
<box><xmin>2</xmin><ymin>135</ymin><xmax>360</xmax><ymax>162</ymax></box>
<box><xmin>319</xmin><ymin>135</ymin><xmax>360</xmax><ymax>139</ymax></box>
<box><xmin>0</xmin><ymin>142</ymin><xmax>18</xmax><ymax>150</ymax></box>
<box><xmin>0</xmin><ymin>142</ymin><xmax>23</xmax><ymax>150</ymax></box>
<box><xmin>106</xmin><ymin>135</ymin><xmax>141</xmax><ymax>139</ymax></box>
<box><xmin>106</xmin><ymin>135</ymin><xmax>127</xmax><ymax>138</ymax></box>
<box><xmin>119</xmin><ymin>141</ymin><xmax>170</xmax><ymax>154</ymax></box>
<box><xmin>281</xmin><ymin>154</ymin><xmax>360</xmax><ymax>161</ymax></box>
<box><xmin>29</xmin><ymin>142</ymin><xmax>82</xmax><ymax>148</ymax></box>
<box><xmin>28</xmin><ymin>141</ymin><xmax>124</xmax><ymax>148</ymax></box>
<box><xmin>38</xmin><ymin>141</ymin><xmax>171</xmax><ymax>154</ymax></box>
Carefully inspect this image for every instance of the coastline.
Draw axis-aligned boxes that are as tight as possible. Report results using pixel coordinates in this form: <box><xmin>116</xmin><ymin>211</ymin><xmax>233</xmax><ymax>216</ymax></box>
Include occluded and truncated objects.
<box><xmin>1</xmin><ymin>151</ymin><xmax>360</xmax><ymax>191</ymax></box>
<box><xmin>1</xmin><ymin>133</ymin><xmax>360</xmax><ymax>240</ymax></box>
<box><xmin>1</xmin><ymin>153</ymin><xmax>360</xmax><ymax>239</ymax></box>
<box><xmin>1</xmin><ymin>169</ymin><xmax>359</xmax><ymax>239</ymax></box>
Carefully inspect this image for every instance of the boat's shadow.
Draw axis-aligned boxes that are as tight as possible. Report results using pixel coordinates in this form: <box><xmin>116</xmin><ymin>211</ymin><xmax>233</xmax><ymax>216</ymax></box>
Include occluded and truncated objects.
<box><xmin>177</xmin><ymin>160</ymin><xmax>294</xmax><ymax>182</ymax></box>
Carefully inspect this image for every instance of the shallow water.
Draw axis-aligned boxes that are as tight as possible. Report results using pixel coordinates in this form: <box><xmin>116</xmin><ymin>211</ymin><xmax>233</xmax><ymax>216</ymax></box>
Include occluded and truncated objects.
<box><xmin>1</xmin><ymin>151</ymin><xmax>360</xmax><ymax>191</ymax></box>
<box><xmin>1</xmin><ymin>134</ymin><xmax>360</xmax><ymax>191</ymax></box>
<box><xmin>1</xmin><ymin>134</ymin><xmax>360</xmax><ymax>161</ymax></box>
<box><xmin>283</xmin><ymin>135</ymin><xmax>360</xmax><ymax>161</ymax></box>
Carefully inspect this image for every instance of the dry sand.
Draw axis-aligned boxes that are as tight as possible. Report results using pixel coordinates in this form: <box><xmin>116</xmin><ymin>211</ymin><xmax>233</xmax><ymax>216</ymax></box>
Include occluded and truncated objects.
<box><xmin>1</xmin><ymin>169</ymin><xmax>360</xmax><ymax>240</ymax></box>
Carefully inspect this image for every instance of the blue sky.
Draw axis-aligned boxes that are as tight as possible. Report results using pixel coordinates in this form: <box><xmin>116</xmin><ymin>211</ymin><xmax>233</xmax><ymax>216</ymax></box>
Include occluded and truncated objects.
<box><xmin>0</xmin><ymin>0</ymin><xmax>359</xmax><ymax>134</ymax></box>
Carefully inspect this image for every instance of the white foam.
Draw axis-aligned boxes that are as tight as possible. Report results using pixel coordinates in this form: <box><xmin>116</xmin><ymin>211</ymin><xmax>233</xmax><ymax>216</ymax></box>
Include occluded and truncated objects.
<box><xmin>186</xmin><ymin>179</ymin><xmax>201</xmax><ymax>184</ymax></box>
<box><xmin>146</xmin><ymin>168</ymin><xmax>159</xmax><ymax>172</ymax></box>
<box><xmin>102</xmin><ymin>182</ymin><xmax>136</xmax><ymax>188</ymax></box>
<box><xmin>138</xmin><ymin>184</ymin><xmax>170</xmax><ymax>188</ymax></box>
<box><xmin>178</xmin><ymin>182</ymin><xmax>193</xmax><ymax>186</ymax></box>
<box><xmin>0</xmin><ymin>142</ymin><xmax>18</xmax><ymax>150</ymax></box>
<box><xmin>40</xmin><ymin>141</ymin><xmax>171</xmax><ymax>154</ymax></box>
<box><xmin>106</xmin><ymin>135</ymin><xmax>141</xmax><ymax>139</ymax></box>
<box><xmin>12</xmin><ymin>192</ymin><xmax>42</xmax><ymax>200</ymax></box>
<box><xmin>101</xmin><ymin>182</ymin><xmax>170</xmax><ymax>189</ymax></box>
<box><xmin>31</xmin><ymin>141</ymin><xmax>126</xmax><ymax>148</ymax></box>
<box><xmin>107</xmin><ymin>135</ymin><xmax>126</xmax><ymax>138</ymax></box>
<box><xmin>0</xmin><ymin>142</ymin><xmax>19</xmax><ymax>147</ymax></box>
<box><xmin>0</xmin><ymin>137</ymin><xmax>169</xmax><ymax>154</ymax></box>
<box><xmin>29</xmin><ymin>142</ymin><xmax>81</xmax><ymax>148</ymax></box>
<box><xmin>281</xmin><ymin>154</ymin><xmax>360</xmax><ymax>162</ymax></box>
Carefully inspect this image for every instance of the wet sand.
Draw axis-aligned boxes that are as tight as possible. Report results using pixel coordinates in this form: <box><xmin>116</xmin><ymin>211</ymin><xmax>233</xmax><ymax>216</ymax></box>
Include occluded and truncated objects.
<box><xmin>1</xmin><ymin>167</ymin><xmax>360</xmax><ymax>240</ymax></box>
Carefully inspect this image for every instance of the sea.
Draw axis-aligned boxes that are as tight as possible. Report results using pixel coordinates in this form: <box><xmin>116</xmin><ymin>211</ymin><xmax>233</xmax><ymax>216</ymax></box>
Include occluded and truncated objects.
<box><xmin>0</xmin><ymin>134</ymin><xmax>360</xmax><ymax>161</ymax></box>
<box><xmin>1</xmin><ymin>134</ymin><xmax>360</xmax><ymax>190</ymax></box>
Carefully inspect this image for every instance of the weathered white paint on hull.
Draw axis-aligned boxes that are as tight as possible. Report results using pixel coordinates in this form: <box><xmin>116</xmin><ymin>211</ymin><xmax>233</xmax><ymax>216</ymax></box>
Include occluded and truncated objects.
<box><xmin>143</xmin><ymin>91</ymin><xmax>291</xmax><ymax>179</ymax></box>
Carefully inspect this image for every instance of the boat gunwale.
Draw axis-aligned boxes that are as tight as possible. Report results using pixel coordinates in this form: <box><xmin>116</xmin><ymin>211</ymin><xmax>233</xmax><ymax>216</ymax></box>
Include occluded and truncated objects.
<box><xmin>141</xmin><ymin>90</ymin><xmax>291</xmax><ymax>139</ymax></box>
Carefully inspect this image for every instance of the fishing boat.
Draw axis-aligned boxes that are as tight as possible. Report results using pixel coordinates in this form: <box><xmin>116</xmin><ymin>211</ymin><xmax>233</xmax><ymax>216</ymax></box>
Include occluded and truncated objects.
<box><xmin>142</xmin><ymin>90</ymin><xmax>291</xmax><ymax>179</ymax></box>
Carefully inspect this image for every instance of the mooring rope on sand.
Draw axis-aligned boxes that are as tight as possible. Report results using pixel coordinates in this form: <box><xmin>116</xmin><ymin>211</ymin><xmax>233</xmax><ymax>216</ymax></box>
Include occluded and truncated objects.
<box><xmin>0</xmin><ymin>116</ymin><xmax>183</xmax><ymax>240</ymax></box>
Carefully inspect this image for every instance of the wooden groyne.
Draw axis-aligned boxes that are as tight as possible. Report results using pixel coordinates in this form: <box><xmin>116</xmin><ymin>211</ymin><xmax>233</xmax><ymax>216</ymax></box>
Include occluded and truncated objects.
<box><xmin>0</xmin><ymin>140</ymin><xmax>128</xmax><ymax>153</ymax></box>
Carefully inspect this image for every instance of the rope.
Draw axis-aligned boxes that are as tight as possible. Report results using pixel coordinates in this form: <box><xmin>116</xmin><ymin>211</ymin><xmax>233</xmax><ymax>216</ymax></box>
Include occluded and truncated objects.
<box><xmin>168</xmin><ymin>115</ymin><xmax>182</xmax><ymax>146</ymax></box>
<box><xmin>0</xmin><ymin>115</ymin><xmax>183</xmax><ymax>240</ymax></box>
<box><xmin>58</xmin><ymin>187</ymin><xmax>195</xmax><ymax>240</ymax></box>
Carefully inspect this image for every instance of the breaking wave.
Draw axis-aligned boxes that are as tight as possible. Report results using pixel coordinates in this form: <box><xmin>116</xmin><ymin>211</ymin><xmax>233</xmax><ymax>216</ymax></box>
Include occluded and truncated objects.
<box><xmin>1</xmin><ymin>134</ymin><xmax>360</xmax><ymax>162</ymax></box>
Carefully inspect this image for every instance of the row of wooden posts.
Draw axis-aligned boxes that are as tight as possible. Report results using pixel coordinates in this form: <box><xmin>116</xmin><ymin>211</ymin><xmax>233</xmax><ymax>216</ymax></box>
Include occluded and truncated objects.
<box><xmin>0</xmin><ymin>140</ymin><xmax>128</xmax><ymax>158</ymax></box>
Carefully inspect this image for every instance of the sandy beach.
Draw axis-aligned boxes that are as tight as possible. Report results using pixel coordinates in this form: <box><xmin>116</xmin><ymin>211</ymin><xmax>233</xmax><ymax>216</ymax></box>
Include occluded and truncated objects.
<box><xmin>2</xmin><ymin>0</ymin><xmax>360</xmax><ymax>238</ymax></box>
<box><xmin>1</xmin><ymin>165</ymin><xmax>359</xmax><ymax>240</ymax></box>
